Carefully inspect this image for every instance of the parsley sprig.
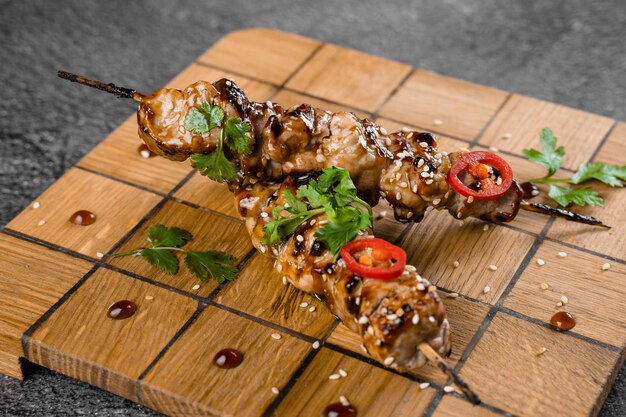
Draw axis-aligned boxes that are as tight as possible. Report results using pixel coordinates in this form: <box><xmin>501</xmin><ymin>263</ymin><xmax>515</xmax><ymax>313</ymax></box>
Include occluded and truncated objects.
<box><xmin>185</xmin><ymin>102</ymin><xmax>252</xmax><ymax>183</ymax></box>
<box><xmin>261</xmin><ymin>167</ymin><xmax>372</xmax><ymax>257</ymax></box>
<box><xmin>523</xmin><ymin>128</ymin><xmax>625</xmax><ymax>207</ymax></box>
<box><xmin>114</xmin><ymin>224</ymin><xmax>239</xmax><ymax>283</ymax></box>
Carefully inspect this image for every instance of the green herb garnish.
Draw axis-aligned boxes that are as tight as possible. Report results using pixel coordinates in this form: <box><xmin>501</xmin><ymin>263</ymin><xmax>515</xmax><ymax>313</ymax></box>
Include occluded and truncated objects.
<box><xmin>523</xmin><ymin>128</ymin><xmax>625</xmax><ymax>207</ymax></box>
<box><xmin>184</xmin><ymin>102</ymin><xmax>253</xmax><ymax>182</ymax></box>
<box><xmin>261</xmin><ymin>167</ymin><xmax>372</xmax><ymax>257</ymax></box>
<box><xmin>114</xmin><ymin>224</ymin><xmax>239</xmax><ymax>283</ymax></box>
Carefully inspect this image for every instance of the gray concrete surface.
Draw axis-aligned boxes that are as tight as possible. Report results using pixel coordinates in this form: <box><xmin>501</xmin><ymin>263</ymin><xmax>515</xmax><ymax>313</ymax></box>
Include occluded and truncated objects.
<box><xmin>0</xmin><ymin>1</ymin><xmax>624</xmax><ymax>416</ymax></box>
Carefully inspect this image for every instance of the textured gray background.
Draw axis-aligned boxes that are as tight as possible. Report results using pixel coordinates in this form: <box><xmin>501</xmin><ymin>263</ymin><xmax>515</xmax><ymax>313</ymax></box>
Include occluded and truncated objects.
<box><xmin>0</xmin><ymin>1</ymin><xmax>624</xmax><ymax>416</ymax></box>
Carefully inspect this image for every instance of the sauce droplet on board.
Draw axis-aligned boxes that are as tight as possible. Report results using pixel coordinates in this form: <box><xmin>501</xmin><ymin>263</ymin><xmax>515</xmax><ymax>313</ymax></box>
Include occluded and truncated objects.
<box><xmin>322</xmin><ymin>403</ymin><xmax>357</xmax><ymax>417</ymax></box>
<box><xmin>213</xmin><ymin>349</ymin><xmax>244</xmax><ymax>369</ymax></box>
<box><xmin>550</xmin><ymin>311</ymin><xmax>576</xmax><ymax>331</ymax></box>
<box><xmin>137</xmin><ymin>144</ymin><xmax>156</xmax><ymax>158</ymax></box>
<box><xmin>107</xmin><ymin>300</ymin><xmax>137</xmax><ymax>320</ymax></box>
<box><xmin>69</xmin><ymin>210</ymin><xmax>97</xmax><ymax>226</ymax></box>
<box><xmin>520</xmin><ymin>182</ymin><xmax>540</xmax><ymax>199</ymax></box>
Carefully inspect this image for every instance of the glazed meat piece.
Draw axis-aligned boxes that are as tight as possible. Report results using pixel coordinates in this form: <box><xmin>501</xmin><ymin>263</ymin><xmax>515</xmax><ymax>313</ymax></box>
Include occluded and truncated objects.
<box><xmin>235</xmin><ymin>177</ymin><xmax>451</xmax><ymax>371</ymax></box>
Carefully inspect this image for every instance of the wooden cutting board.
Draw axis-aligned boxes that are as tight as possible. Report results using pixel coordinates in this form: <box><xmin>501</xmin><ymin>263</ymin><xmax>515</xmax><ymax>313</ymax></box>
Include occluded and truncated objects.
<box><xmin>1</xmin><ymin>28</ymin><xmax>625</xmax><ymax>417</ymax></box>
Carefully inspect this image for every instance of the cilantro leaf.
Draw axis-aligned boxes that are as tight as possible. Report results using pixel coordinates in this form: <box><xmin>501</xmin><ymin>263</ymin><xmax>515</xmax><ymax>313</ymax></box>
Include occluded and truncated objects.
<box><xmin>184</xmin><ymin>108</ymin><xmax>210</xmax><ymax>134</ymax></box>
<box><xmin>201</xmin><ymin>103</ymin><xmax>225</xmax><ymax>130</ymax></box>
<box><xmin>190</xmin><ymin>133</ymin><xmax>237</xmax><ymax>182</ymax></box>
<box><xmin>523</xmin><ymin>128</ymin><xmax>565</xmax><ymax>177</ymax></box>
<box><xmin>140</xmin><ymin>248</ymin><xmax>179</xmax><ymax>274</ymax></box>
<box><xmin>184</xmin><ymin>250</ymin><xmax>239</xmax><ymax>283</ymax></box>
<box><xmin>296</xmin><ymin>182</ymin><xmax>326</xmax><ymax>208</ymax></box>
<box><xmin>283</xmin><ymin>189</ymin><xmax>308</xmax><ymax>213</ymax></box>
<box><xmin>315</xmin><ymin>222</ymin><xmax>361</xmax><ymax>256</ymax></box>
<box><xmin>224</xmin><ymin>117</ymin><xmax>252</xmax><ymax>155</ymax></box>
<box><xmin>261</xmin><ymin>212</ymin><xmax>321</xmax><ymax>246</ymax></box>
<box><xmin>147</xmin><ymin>224</ymin><xmax>192</xmax><ymax>248</ymax></box>
<box><xmin>571</xmin><ymin>162</ymin><xmax>626</xmax><ymax>187</ymax></box>
<box><xmin>548</xmin><ymin>185</ymin><xmax>603</xmax><ymax>207</ymax></box>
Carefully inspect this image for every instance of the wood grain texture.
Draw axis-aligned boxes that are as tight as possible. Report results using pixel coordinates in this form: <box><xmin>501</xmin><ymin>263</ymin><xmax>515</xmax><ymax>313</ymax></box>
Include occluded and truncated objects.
<box><xmin>198</xmin><ymin>28</ymin><xmax>321</xmax><ymax>85</ymax></box>
<box><xmin>0</xmin><ymin>234</ymin><xmax>92</xmax><ymax>380</ymax></box>
<box><xmin>477</xmin><ymin>94</ymin><xmax>614</xmax><ymax>170</ymax></box>
<box><xmin>78</xmin><ymin>116</ymin><xmax>193</xmax><ymax>195</ymax></box>
<box><xmin>272</xmin><ymin>89</ymin><xmax>371</xmax><ymax>119</ymax></box>
<box><xmin>140</xmin><ymin>305</ymin><xmax>311</xmax><ymax>417</ymax></box>
<box><xmin>109</xmin><ymin>200</ymin><xmax>253</xmax><ymax>297</ymax></box>
<box><xmin>286</xmin><ymin>43</ymin><xmax>412</xmax><ymax>112</ymax></box>
<box><xmin>400</xmin><ymin>211</ymin><xmax>535</xmax><ymax>303</ymax></box>
<box><xmin>28</xmin><ymin>267</ymin><xmax>197</xmax><ymax>400</ymax></box>
<box><xmin>271</xmin><ymin>348</ymin><xmax>436</xmax><ymax>417</ymax></box>
<box><xmin>327</xmin><ymin>295</ymin><xmax>489</xmax><ymax>383</ymax></box>
<box><xmin>460</xmin><ymin>313</ymin><xmax>620</xmax><ymax>417</ymax></box>
<box><xmin>173</xmin><ymin>172</ymin><xmax>241</xmax><ymax>220</ymax></box>
<box><xmin>216</xmin><ymin>254</ymin><xmax>336</xmax><ymax>338</ymax></box>
<box><xmin>504</xmin><ymin>240</ymin><xmax>626</xmax><ymax>348</ymax></box>
<box><xmin>7</xmin><ymin>168</ymin><xmax>161</xmax><ymax>258</ymax></box>
<box><xmin>432</xmin><ymin>395</ymin><xmax>501</xmax><ymax>417</ymax></box>
<box><xmin>379</xmin><ymin>69</ymin><xmax>509</xmax><ymax>140</ymax></box>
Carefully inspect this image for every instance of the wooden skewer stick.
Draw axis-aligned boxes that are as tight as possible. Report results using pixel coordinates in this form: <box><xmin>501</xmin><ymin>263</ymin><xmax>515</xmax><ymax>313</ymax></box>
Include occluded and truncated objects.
<box><xmin>418</xmin><ymin>343</ymin><xmax>481</xmax><ymax>405</ymax></box>
<box><xmin>57</xmin><ymin>70</ymin><xmax>145</xmax><ymax>102</ymax></box>
<box><xmin>519</xmin><ymin>200</ymin><xmax>609</xmax><ymax>228</ymax></box>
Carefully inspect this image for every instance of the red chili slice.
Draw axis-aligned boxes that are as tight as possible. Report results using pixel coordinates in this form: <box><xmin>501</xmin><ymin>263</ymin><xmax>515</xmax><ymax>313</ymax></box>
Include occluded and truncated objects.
<box><xmin>340</xmin><ymin>238</ymin><xmax>407</xmax><ymax>280</ymax></box>
<box><xmin>447</xmin><ymin>151</ymin><xmax>513</xmax><ymax>200</ymax></box>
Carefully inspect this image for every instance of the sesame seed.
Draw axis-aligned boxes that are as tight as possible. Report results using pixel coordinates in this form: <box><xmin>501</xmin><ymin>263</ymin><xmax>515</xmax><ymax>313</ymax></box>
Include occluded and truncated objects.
<box><xmin>380</xmin><ymin>127</ymin><xmax>388</xmax><ymax>135</ymax></box>
<box><xmin>560</xmin><ymin>295</ymin><xmax>569</xmax><ymax>304</ymax></box>
<box><xmin>260</xmin><ymin>211</ymin><xmax>268</xmax><ymax>218</ymax></box>
<box><xmin>488</xmin><ymin>264</ymin><xmax>498</xmax><ymax>271</ymax></box>
<box><xmin>309</xmin><ymin>306</ymin><xmax>316</xmax><ymax>312</ymax></box>
<box><xmin>276</xmin><ymin>263</ymin><xmax>283</xmax><ymax>272</ymax></box>
<box><xmin>37</xmin><ymin>219</ymin><xmax>46</xmax><ymax>226</ymax></box>
<box><xmin>433</xmin><ymin>119</ymin><xmax>443</xmax><ymax>126</ymax></box>
<box><xmin>537</xmin><ymin>258</ymin><xmax>545</xmax><ymax>266</ymax></box>
<box><xmin>428</xmin><ymin>315</ymin><xmax>436</xmax><ymax>323</ymax></box>
<box><xmin>536</xmin><ymin>347</ymin><xmax>547</xmax><ymax>356</ymax></box>
<box><xmin>417</xmin><ymin>159</ymin><xmax>425</xmax><ymax>168</ymax></box>
<box><xmin>282</xmin><ymin>276</ymin><xmax>288</xmax><ymax>285</ymax></box>
<box><xmin>419</xmin><ymin>142</ymin><xmax>429</xmax><ymax>148</ymax></box>
<box><xmin>483</xmin><ymin>224</ymin><xmax>490</xmax><ymax>231</ymax></box>
<box><xmin>316</xmin><ymin>154</ymin><xmax>326</xmax><ymax>163</ymax></box>
<box><xmin>145</xmin><ymin>295</ymin><xmax>154</xmax><ymax>300</ymax></box>
<box><xmin>453</xmin><ymin>260</ymin><xmax>460</xmax><ymax>268</ymax></box>
<box><xmin>339</xmin><ymin>369</ymin><xmax>348</xmax><ymax>377</ymax></box>
<box><xmin>495</xmin><ymin>176</ymin><xmax>503</xmax><ymax>185</ymax></box>
<box><xmin>540</xmin><ymin>283</ymin><xmax>550</xmax><ymax>290</ymax></box>
<box><xmin>532</xmin><ymin>189</ymin><xmax>540</xmax><ymax>196</ymax></box>
<box><xmin>400</xmin><ymin>182</ymin><xmax>408</xmax><ymax>188</ymax></box>
<box><xmin>417</xmin><ymin>283</ymin><xmax>426</xmax><ymax>291</ymax></box>
<box><xmin>556</xmin><ymin>301</ymin><xmax>563</xmax><ymax>307</ymax></box>
<box><xmin>489</xmin><ymin>146</ymin><xmax>499</xmax><ymax>152</ymax></box>
<box><xmin>386</xmin><ymin>314</ymin><xmax>398</xmax><ymax>321</ymax></box>
<box><xmin>432</xmin><ymin>198</ymin><xmax>441</xmax><ymax>206</ymax></box>
<box><xmin>358</xmin><ymin>315</ymin><xmax>368</xmax><ymax>324</ymax></box>
<box><xmin>467</xmin><ymin>196</ymin><xmax>474</xmax><ymax>204</ymax></box>
<box><xmin>425</xmin><ymin>179</ymin><xmax>434</xmax><ymax>185</ymax></box>
<box><xmin>96</xmin><ymin>252</ymin><xmax>104</xmax><ymax>259</ymax></box>
<box><xmin>502</xmin><ymin>132</ymin><xmax>512</xmax><ymax>140</ymax></box>
<box><xmin>300</xmin><ymin>302</ymin><xmax>309</xmax><ymax>308</ymax></box>
<box><xmin>419</xmin><ymin>382</ymin><xmax>430</xmax><ymax>389</ymax></box>
<box><xmin>558</xmin><ymin>251</ymin><xmax>567</xmax><ymax>258</ymax></box>
<box><xmin>312</xmin><ymin>341</ymin><xmax>320</xmax><ymax>349</ymax></box>
<box><xmin>396</xmin><ymin>192</ymin><xmax>402</xmax><ymax>200</ymax></box>
<box><xmin>386</xmin><ymin>137</ymin><xmax>392</xmax><ymax>146</ymax></box>
<box><xmin>340</xmin><ymin>395</ymin><xmax>350</xmax><ymax>406</ymax></box>
<box><xmin>407</xmin><ymin>212</ymin><xmax>414</xmax><ymax>219</ymax></box>
<box><xmin>423</xmin><ymin>165</ymin><xmax>430</xmax><ymax>172</ymax></box>
<box><xmin>383</xmin><ymin>357</ymin><xmax>395</xmax><ymax>366</ymax></box>
<box><xmin>271</xmin><ymin>387</ymin><xmax>280</xmax><ymax>395</ymax></box>
<box><xmin>259</xmin><ymin>245</ymin><xmax>267</xmax><ymax>254</ymax></box>
<box><xmin>420</xmin><ymin>171</ymin><xmax>429</xmax><ymax>178</ymax></box>
<box><xmin>447</xmin><ymin>293</ymin><xmax>459</xmax><ymax>298</ymax></box>
<box><xmin>412</xmin><ymin>184</ymin><xmax>418</xmax><ymax>193</ymax></box>
<box><xmin>329</xmin><ymin>374</ymin><xmax>341</xmax><ymax>380</ymax></box>
<box><xmin>192</xmin><ymin>284</ymin><xmax>201</xmax><ymax>291</ymax></box>
<box><xmin>271</xmin><ymin>333</ymin><xmax>281</xmax><ymax>340</ymax></box>
<box><xmin>225</xmin><ymin>80</ymin><xmax>231</xmax><ymax>86</ymax></box>
<box><xmin>412</xmin><ymin>315</ymin><xmax>419</xmax><ymax>325</ymax></box>
<box><xmin>483</xmin><ymin>286</ymin><xmax>491</xmax><ymax>294</ymax></box>
<box><xmin>456</xmin><ymin>212</ymin><xmax>462</xmax><ymax>219</ymax></box>
<box><xmin>32</xmin><ymin>201</ymin><xmax>40</xmax><ymax>209</ymax></box>
<box><xmin>443</xmin><ymin>386</ymin><xmax>455</xmax><ymax>393</ymax></box>
<box><xmin>602</xmin><ymin>263</ymin><xmax>611</xmax><ymax>271</ymax></box>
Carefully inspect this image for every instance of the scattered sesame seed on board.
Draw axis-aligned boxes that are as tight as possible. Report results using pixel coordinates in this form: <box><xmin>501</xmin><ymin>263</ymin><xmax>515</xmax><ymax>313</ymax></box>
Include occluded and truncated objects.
<box><xmin>502</xmin><ymin>132</ymin><xmax>512</xmax><ymax>140</ymax></box>
<box><xmin>483</xmin><ymin>286</ymin><xmax>491</xmax><ymax>294</ymax></box>
<box><xmin>537</xmin><ymin>258</ymin><xmax>545</xmax><ymax>266</ymax></box>
<box><xmin>32</xmin><ymin>201</ymin><xmax>40</xmax><ymax>209</ymax></box>
<box><xmin>312</xmin><ymin>341</ymin><xmax>320</xmax><ymax>349</ymax></box>
<box><xmin>329</xmin><ymin>374</ymin><xmax>341</xmax><ymax>380</ymax></box>
<box><xmin>489</xmin><ymin>146</ymin><xmax>499</xmax><ymax>152</ymax></box>
<box><xmin>483</xmin><ymin>224</ymin><xmax>489</xmax><ymax>232</ymax></box>
<box><xmin>452</xmin><ymin>260</ymin><xmax>460</xmax><ymax>268</ymax></box>
<box><xmin>191</xmin><ymin>284</ymin><xmax>200</xmax><ymax>291</ymax></box>
<box><xmin>383</xmin><ymin>356</ymin><xmax>394</xmax><ymax>365</ymax></box>
<box><xmin>271</xmin><ymin>333</ymin><xmax>281</xmax><ymax>340</ymax></box>
<box><xmin>447</xmin><ymin>292</ymin><xmax>459</xmax><ymax>298</ymax></box>
<box><xmin>145</xmin><ymin>295</ymin><xmax>154</xmax><ymax>301</ymax></box>
<box><xmin>271</xmin><ymin>387</ymin><xmax>280</xmax><ymax>395</ymax></box>
<box><xmin>433</xmin><ymin>119</ymin><xmax>443</xmax><ymax>126</ymax></box>
<box><xmin>443</xmin><ymin>386</ymin><xmax>455</xmax><ymax>393</ymax></box>
<box><xmin>96</xmin><ymin>252</ymin><xmax>104</xmax><ymax>259</ymax></box>
<box><xmin>556</xmin><ymin>301</ymin><xmax>563</xmax><ymax>307</ymax></box>
<box><xmin>37</xmin><ymin>219</ymin><xmax>46</xmax><ymax>226</ymax></box>
<box><xmin>339</xmin><ymin>395</ymin><xmax>350</xmax><ymax>406</ymax></box>
<box><xmin>560</xmin><ymin>295</ymin><xmax>569</xmax><ymax>304</ymax></box>
<box><xmin>557</xmin><ymin>251</ymin><xmax>568</xmax><ymax>258</ymax></box>
<box><xmin>419</xmin><ymin>382</ymin><xmax>430</xmax><ymax>390</ymax></box>
<box><xmin>488</xmin><ymin>264</ymin><xmax>498</xmax><ymax>271</ymax></box>
<box><xmin>602</xmin><ymin>263</ymin><xmax>611</xmax><ymax>271</ymax></box>
<box><xmin>339</xmin><ymin>369</ymin><xmax>348</xmax><ymax>377</ymax></box>
<box><xmin>536</xmin><ymin>347</ymin><xmax>547</xmax><ymax>356</ymax></box>
<box><xmin>299</xmin><ymin>302</ymin><xmax>309</xmax><ymax>308</ymax></box>
<box><xmin>539</xmin><ymin>283</ymin><xmax>550</xmax><ymax>290</ymax></box>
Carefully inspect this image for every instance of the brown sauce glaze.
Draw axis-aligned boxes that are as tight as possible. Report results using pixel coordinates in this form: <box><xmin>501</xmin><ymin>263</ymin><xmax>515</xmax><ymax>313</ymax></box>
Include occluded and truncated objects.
<box><xmin>322</xmin><ymin>402</ymin><xmax>357</xmax><ymax>417</ymax></box>
<box><xmin>107</xmin><ymin>300</ymin><xmax>137</xmax><ymax>320</ymax></box>
<box><xmin>550</xmin><ymin>311</ymin><xmax>576</xmax><ymax>331</ymax></box>
<box><xmin>69</xmin><ymin>210</ymin><xmax>97</xmax><ymax>226</ymax></box>
<box><xmin>213</xmin><ymin>348</ymin><xmax>244</xmax><ymax>369</ymax></box>
<box><xmin>520</xmin><ymin>181</ymin><xmax>540</xmax><ymax>199</ymax></box>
